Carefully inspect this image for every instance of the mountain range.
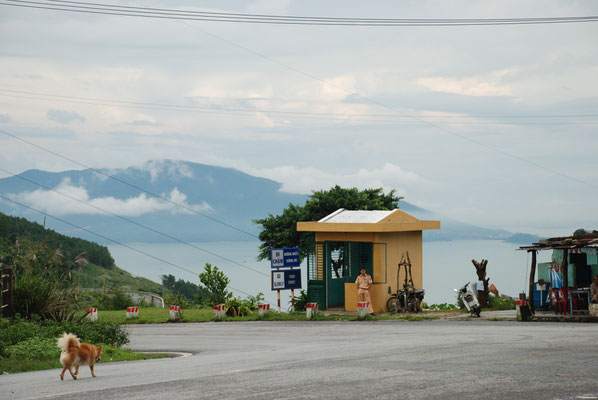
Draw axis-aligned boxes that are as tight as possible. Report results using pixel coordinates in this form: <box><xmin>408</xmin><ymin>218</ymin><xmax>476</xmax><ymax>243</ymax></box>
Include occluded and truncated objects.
<box><xmin>0</xmin><ymin>160</ymin><xmax>536</xmax><ymax>244</ymax></box>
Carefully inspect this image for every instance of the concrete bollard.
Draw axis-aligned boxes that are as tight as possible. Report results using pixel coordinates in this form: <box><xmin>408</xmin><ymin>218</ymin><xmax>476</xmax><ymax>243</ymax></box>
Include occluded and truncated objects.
<box><xmin>306</xmin><ymin>302</ymin><xmax>318</xmax><ymax>319</ymax></box>
<box><xmin>213</xmin><ymin>304</ymin><xmax>226</xmax><ymax>321</ymax></box>
<box><xmin>169</xmin><ymin>305</ymin><xmax>182</xmax><ymax>322</ymax></box>
<box><xmin>85</xmin><ymin>308</ymin><xmax>98</xmax><ymax>322</ymax></box>
<box><xmin>126</xmin><ymin>306</ymin><xmax>139</xmax><ymax>319</ymax></box>
<box><xmin>357</xmin><ymin>301</ymin><xmax>370</xmax><ymax>319</ymax></box>
<box><xmin>258</xmin><ymin>303</ymin><xmax>270</xmax><ymax>317</ymax></box>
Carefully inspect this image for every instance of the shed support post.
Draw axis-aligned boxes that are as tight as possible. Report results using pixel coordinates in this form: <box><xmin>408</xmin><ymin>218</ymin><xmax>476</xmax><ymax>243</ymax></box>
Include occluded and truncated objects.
<box><xmin>528</xmin><ymin>250</ymin><xmax>537</xmax><ymax>315</ymax></box>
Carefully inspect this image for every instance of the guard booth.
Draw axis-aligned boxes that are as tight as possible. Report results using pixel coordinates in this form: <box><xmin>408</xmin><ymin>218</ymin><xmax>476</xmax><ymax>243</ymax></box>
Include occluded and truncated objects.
<box><xmin>297</xmin><ymin>208</ymin><xmax>440</xmax><ymax>313</ymax></box>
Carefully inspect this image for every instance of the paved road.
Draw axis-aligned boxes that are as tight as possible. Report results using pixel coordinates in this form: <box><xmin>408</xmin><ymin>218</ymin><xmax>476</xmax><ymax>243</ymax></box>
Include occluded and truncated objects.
<box><xmin>2</xmin><ymin>320</ymin><xmax>598</xmax><ymax>400</ymax></box>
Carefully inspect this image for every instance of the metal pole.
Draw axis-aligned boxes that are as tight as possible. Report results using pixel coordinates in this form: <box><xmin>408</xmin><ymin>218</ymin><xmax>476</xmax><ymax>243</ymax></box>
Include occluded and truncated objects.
<box><xmin>277</xmin><ymin>290</ymin><xmax>281</xmax><ymax>313</ymax></box>
<box><xmin>528</xmin><ymin>250</ymin><xmax>537</xmax><ymax>315</ymax></box>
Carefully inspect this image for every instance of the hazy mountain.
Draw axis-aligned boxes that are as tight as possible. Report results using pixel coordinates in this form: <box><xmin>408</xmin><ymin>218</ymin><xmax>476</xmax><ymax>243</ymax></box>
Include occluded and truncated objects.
<box><xmin>0</xmin><ymin>160</ymin><xmax>525</xmax><ymax>244</ymax></box>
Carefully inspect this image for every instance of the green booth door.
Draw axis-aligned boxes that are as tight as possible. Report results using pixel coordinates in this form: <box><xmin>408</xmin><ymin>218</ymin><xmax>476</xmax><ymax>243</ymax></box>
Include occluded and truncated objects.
<box><xmin>326</xmin><ymin>241</ymin><xmax>373</xmax><ymax>309</ymax></box>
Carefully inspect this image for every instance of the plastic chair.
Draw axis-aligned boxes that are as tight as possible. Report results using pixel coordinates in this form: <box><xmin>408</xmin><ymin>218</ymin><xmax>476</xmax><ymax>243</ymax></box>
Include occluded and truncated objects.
<box><xmin>552</xmin><ymin>288</ymin><xmax>567</xmax><ymax>315</ymax></box>
<box><xmin>569</xmin><ymin>289</ymin><xmax>587</xmax><ymax>314</ymax></box>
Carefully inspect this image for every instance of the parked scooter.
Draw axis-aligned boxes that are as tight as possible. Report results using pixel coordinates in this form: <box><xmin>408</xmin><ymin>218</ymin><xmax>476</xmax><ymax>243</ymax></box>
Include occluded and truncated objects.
<box><xmin>455</xmin><ymin>282</ymin><xmax>481</xmax><ymax>317</ymax></box>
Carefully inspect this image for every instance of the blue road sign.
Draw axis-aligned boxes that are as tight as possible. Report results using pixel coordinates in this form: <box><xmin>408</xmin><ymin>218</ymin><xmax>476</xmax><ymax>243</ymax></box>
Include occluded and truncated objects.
<box><xmin>271</xmin><ymin>269</ymin><xmax>302</xmax><ymax>291</ymax></box>
<box><xmin>270</xmin><ymin>247</ymin><xmax>300</xmax><ymax>269</ymax></box>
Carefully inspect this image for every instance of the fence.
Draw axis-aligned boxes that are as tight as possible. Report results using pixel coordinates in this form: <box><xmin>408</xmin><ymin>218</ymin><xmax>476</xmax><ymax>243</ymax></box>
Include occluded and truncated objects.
<box><xmin>1</xmin><ymin>265</ymin><xmax>14</xmax><ymax>319</ymax></box>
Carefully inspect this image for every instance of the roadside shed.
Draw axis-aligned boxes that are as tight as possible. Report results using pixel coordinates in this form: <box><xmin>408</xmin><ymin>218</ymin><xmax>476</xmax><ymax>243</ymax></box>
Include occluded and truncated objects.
<box><xmin>296</xmin><ymin>208</ymin><xmax>440</xmax><ymax>312</ymax></box>
<box><xmin>519</xmin><ymin>230</ymin><xmax>598</xmax><ymax>314</ymax></box>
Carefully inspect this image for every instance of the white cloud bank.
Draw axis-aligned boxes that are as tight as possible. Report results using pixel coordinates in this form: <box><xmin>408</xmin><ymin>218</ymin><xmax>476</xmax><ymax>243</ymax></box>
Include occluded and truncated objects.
<box><xmin>246</xmin><ymin>163</ymin><xmax>423</xmax><ymax>195</ymax></box>
<box><xmin>8</xmin><ymin>179</ymin><xmax>212</xmax><ymax>217</ymax></box>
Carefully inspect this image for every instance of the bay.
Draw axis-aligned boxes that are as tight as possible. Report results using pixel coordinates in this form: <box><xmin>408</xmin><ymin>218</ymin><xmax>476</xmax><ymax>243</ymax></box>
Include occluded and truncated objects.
<box><xmin>108</xmin><ymin>240</ymin><xmax>550</xmax><ymax>308</ymax></box>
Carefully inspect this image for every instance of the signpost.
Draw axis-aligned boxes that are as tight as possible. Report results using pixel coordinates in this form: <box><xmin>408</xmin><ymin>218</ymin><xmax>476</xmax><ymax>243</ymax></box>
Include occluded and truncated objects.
<box><xmin>270</xmin><ymin>247</ymin><xmax>301</xmax><ymax>312</ymax></box>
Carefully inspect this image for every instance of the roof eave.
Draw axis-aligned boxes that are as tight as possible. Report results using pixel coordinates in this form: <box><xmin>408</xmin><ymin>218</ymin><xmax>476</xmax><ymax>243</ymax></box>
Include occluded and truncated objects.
<box><xmin>296</xmin><ymin>220</ymin><xmax>440</xmax><ymax>233</ymax></box>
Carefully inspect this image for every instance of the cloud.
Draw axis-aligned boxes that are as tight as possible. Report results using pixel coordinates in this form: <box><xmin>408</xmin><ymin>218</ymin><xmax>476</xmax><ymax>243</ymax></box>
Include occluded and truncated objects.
<box><xmin>417</xmin><ymin>70</ymin><xmax>515</xmax><ymax>97</ymax></box>
<box><xmin>8</xmin><ymin>178</ymin><xmax>212</xmax><ymax>217</ymax></box>
<box><xmin>139</xmin><ymin>159</ymin><xmax>194</xmax><ymax>182</ymax></box>
<box><xmin>0</xmin><ymin>113</ymin><xmax>11</xmax><ymax>123</ymax></box>
<box><xmin>129</xmin><ymin>119</ymin><xmax>161</xmax><ymax>127</ymax></box>
<box><xmin>246</xmin><ymin>163</ymin><xmax>423</xmax><ymax>195</ymax></box>
<box><xmin>47</xmin><ymin>109</ymin><xmax>85</xmax><ymax>124</ymax></box>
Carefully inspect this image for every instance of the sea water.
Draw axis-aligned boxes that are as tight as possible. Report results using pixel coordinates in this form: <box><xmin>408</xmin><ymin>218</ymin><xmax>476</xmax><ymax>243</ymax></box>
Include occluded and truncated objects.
<box><xmin>108</xmin><ymin>240</ymin><xmax>550</xmax><ymax>308</ymax></box>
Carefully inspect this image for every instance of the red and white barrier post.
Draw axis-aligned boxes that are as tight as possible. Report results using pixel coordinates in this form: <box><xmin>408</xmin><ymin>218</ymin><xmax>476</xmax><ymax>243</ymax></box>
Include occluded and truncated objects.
<box><xmin>357</xmin><ymin>302</ymin><xmax>370</xmax><ymax>319</ymax></box>
<box><xmin>86</xmin><ymin>308</ymin><xmax>98</xmax><ymax>322</ymax></box>
<box><xmin>258</xmin><ymin>303</ymin><xmax>270</xmax><ymax>317</ymax></box>
<box><xmin>213</xmin><ymin>304</ymin><xmax>226</xmax><ymax>321</ymax></box>
<box><xmin>306</xmin><ymin>302</ymin><xmax>318</xmax><ymax>319</ymax></box>
<box><xmin>126</xmin><ymin>306</ymin><xmax>139</xmax><ymax>319</ymax></box>
<box><xmin>169</xmin><ymin>305</ymin><xmax>182</xmax><ymax>321</ymax></box>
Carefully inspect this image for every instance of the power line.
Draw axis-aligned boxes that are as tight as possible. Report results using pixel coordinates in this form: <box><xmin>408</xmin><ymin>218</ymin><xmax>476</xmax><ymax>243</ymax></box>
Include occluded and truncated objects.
<box><xmin>0</xmin><ymin>193</ymin><xmax>275</xmax><ymax>305</ymax></box>
<box><xmin>2</xmin><ymin>0</ymin><xmax>597</xmax><ymax>26</ymax></box>
<box><xmin>0</xmin><ymin>128</ymin><xmax>259</xmax><ymax>240</ymax></box>
<box><xmin>1</xmin><ymin>89</ymin><xmax>597</xmax><ymax>125</ymax></box>
<box><xmin>5</xmin><ymin>91</ymin><xmax>597</xmax><ymax>126</ymax></box>
<box><xmin>2</xmin><ymin>2</ymin><xmax>596</xmax><ymax>191</ymax></box>
<box><xmin>167</xmin><ymin>16</ymin><xmax>598</xmax><ymax>192</ymax></box>
<box><xmin>0</xmin><ymin>167</ymin><xmax>269</xmax><ymax>278</ymax></box>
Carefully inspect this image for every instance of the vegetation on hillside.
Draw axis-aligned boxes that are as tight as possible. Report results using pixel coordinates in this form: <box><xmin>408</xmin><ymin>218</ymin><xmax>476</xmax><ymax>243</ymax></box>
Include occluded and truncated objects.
<box><xmin>161</xmin><ymin>274</ymin><xmax>204</xmax><ymax>302</ymax></box>
<box><xmin>0</xmin><ymin>212</ymin><xmax>114</xmax><ymax>269</ymax></box>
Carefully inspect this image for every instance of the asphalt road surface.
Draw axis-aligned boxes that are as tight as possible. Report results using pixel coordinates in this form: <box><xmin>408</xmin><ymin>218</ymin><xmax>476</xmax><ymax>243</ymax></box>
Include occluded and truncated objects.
<box><xmin>2</xmin><ymin>320</ymin><xmax>597</xmax><ymax>400</ymax></box>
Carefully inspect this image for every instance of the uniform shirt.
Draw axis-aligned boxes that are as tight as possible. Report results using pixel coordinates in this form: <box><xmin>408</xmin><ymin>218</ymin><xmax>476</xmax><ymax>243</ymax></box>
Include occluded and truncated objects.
<box><xmin>355</xmin><ymin>273</ymin><xmax>372</xmax><ymax>290</ymax></box>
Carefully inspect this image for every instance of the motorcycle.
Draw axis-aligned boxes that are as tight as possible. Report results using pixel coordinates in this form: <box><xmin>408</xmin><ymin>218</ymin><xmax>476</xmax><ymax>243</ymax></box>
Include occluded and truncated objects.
<box><xmin>455</xmin><ymin>282</ymin><xmax>481</xmax><ymax>317</ymax></box>
<box><xmin>387</xmin><ymin>286</ymin><xmax>425</xmax><ymax>313</ymax></box>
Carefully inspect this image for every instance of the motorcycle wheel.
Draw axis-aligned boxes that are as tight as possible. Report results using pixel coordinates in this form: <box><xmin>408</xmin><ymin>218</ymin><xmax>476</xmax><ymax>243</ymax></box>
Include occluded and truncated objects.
<box><xmin>474</xmin><ymin>306</ymin><xmax>481</xmax><ymax>317</ymax></box>
<box><xmin>387</xmin><ymin>297</ymin><xmax>398</xmax><ymax>314</ymax></box>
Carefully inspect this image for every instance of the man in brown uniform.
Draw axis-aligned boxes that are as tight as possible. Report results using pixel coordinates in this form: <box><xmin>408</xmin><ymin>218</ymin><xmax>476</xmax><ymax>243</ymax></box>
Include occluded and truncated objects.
<box><xmin>355</xmin><ymin>267</ymin><xmax>375</xmax><ymax>315</ymax></box>
<box><xmin>591</xmin><ymin>275</ymin><xmax>598</xmax><ymax>303</ymax></box>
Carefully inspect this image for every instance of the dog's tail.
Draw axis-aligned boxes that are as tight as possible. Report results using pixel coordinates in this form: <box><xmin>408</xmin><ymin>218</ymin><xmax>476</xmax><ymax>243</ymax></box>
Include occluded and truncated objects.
<box><xmin>57</xmin><ymin>332</ymin><xmax>80</xmax><ymax>352</ymax></box>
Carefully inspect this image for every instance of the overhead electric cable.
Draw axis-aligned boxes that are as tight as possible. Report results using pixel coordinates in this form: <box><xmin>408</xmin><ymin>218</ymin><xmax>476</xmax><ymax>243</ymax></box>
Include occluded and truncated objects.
<box><xmin>5</xmin><ymin>90</ymin><xmax>598</xmax><ymax>126</ymax></box>
<box><xmin>1</xmin><ymin>0</ymin><xmax>597</xmax><ymax>26</ymax></box>
<box><xmin>2</xmin><ymin>2</ymin><xmax>596</xmax><ymax>191</ymax></box>
<box><xmin>0</xmin><ymin>194</ymin><xmax>274</xmax><ymax>304</ymax></box>
<box><xmin>1</xmin><ymin>89</ymin><xmax>597</xmax><ymax>125</ymax></box>
<box><xmin>0</xmin><ymin>128</ymin><xmax>259</xmax><ymax>239</ymax></box>
<box><xmin>0</xmin><ymin>167</ymin><xmax>269</xmax><ymax>277</ymax></box>
<box><xmin>164</xmin><ymin>16</ymin><xmax>598</xmax><ymax>191</ymax></box>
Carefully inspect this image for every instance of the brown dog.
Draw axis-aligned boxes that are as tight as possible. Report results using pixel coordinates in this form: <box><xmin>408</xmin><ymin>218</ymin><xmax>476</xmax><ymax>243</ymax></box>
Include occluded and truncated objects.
<box><xmin>57</xmin><ymin>333</ymin><xmax>102</xmax><ymax>380</ymax></box>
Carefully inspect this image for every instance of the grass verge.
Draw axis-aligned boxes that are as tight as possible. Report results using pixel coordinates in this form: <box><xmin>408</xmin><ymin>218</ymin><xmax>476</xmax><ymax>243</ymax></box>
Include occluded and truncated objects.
<box><xmin>93</xmin><ymin>307</ymin><xmax>442</xmax><ymax>323</ymax></box>
<box><xmin>0</xmin><ymin>346</ymin><xmax>167</xmax><ymax>374</ymax></box>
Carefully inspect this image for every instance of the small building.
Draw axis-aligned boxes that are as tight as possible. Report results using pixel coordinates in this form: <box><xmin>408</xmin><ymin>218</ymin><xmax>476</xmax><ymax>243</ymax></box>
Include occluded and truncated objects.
<box><xmin>519</xmin><ymin>230</ymin><xmax>598</xmax><ymax>314</ymax></box>
<box><xmin>296</xmin><ymin>208</ymin><xmax>440</xmax><ymax>312</ymax></box>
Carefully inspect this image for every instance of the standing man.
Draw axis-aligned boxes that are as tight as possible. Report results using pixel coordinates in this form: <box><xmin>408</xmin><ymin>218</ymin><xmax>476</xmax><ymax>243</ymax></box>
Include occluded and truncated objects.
<box><xmin>355</xmin><ymin>267</ymin><xmax>375</xmax><ymax>315</ymax></box>
<box><xmin>591</xmin><ymin>275</ymin><xmax>598</xmax><ymax>303</ymax></box>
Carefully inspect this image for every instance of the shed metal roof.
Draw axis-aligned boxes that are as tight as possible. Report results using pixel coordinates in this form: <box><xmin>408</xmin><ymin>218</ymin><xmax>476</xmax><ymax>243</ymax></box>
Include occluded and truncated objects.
<box><xmin>297</xmin><ymin>208</ymin><xmax>440</xmax><ymax>233</ymax></box>
<box><xmin>519</xmin><ymin>230</ymin><xmax>598</xmax><ymax>251</ymax></box>
<box><xmin>318</xmin><ymin>209</ymin><xmax>396</xmax><ymax>223</ymax></box>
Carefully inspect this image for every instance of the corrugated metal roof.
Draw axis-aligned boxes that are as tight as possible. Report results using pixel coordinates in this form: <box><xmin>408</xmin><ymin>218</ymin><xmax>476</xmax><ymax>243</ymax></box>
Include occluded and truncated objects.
<box><xmin>318</xmin><ymin>208</ymin><xmax>397</xmax><ymax>223</ymax></box>
<box><xmin>519</xmin><ymin>230</ymin><xmax>598</xmax><ymax>250</ymax></box>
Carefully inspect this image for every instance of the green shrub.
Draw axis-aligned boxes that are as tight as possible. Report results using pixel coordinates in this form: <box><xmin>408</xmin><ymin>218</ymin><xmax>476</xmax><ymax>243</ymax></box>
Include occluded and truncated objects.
<box><xmin>487</xmin><ymin>294</ymin><xmax>516</xmax><ymax>310</ymax></box>
<box><xmin>0</xmin><ymin>317</ymin><xmax>129</xmax><ymax>356</ymax></box>
<box><xmin>242</xmin><ymin>293</ymin><xmax>264</xmax><ymax>311</ymax></box>
<box><xmin>164</xmin><ymin>293</ymin><xmax>190</xmax><ymax>309</ymax></box>
<box><xmin>225</xmin><ymin>297</ymin><xmax>251</xmax><ymax>317</ymax></box>
<box><xmin>291</xmin><ymin>290</ymin><xmax>308</xmax><ymax>311</ymax></box>
<box><xmin>110</xmin><ymin>290</ymin><xmax>134</xmax><ymax>311</ymax></box>
<box><xmin>6</xmin><ymin>337</ymin><xmax>59</xmax><ymax>360</ymax></box>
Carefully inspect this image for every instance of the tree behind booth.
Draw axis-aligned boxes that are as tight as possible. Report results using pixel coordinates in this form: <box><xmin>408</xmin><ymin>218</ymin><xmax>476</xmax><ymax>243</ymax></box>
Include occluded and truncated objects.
<box><xmin>254</xmin><ymin>186</ymin><xmax>402</xmax><ymax>261</ymax></box>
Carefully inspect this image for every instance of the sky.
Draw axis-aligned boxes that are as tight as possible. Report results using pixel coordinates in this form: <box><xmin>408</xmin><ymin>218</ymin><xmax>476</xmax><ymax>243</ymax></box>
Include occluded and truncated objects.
<box><xmin>1</xmin><ymin>0</ymin><xmax>597</xmax><ymax>236</ymax></box>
